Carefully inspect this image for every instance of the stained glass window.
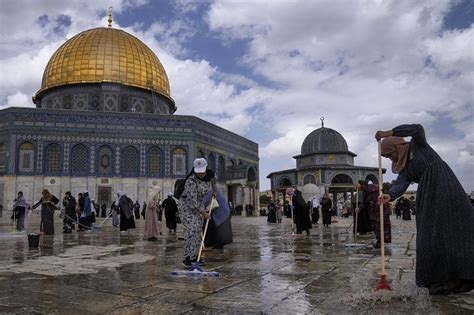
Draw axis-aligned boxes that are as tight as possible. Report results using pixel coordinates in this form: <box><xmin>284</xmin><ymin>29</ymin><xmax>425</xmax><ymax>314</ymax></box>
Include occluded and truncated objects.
<box><xmin>70</xmin><ymin>144</ymin><xmax>88</xmax><ymax>175</ymax></box>
<box><xmin>148</xmin><ymin>147</ymin><xmax>161</xmax><ymax>175</ymax></box>
<box><xmin>122</xmin><ymin>145</ymin><xmax>139</xmax><ymax>176</ymax></box>
<box><xmin>45</xmin><ymin>143</ymin><xmax>61</xmax><ymax>173</ymax></box>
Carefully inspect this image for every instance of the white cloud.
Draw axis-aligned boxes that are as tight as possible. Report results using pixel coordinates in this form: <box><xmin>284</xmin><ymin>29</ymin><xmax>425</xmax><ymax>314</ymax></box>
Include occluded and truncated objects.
<box><xmin>0</xmin><ymin>0</ymin><xmax>473</xmax><ymax>192</ymax></box>
<box><xmin>206</xmin><ymin>0</ymin><xmax>473</xmax><ymax>190</ymax></box>
<box><xmin>0</xmin><ymin>93</ymin><xmax>30</xmax><ymax>109</ymax></box>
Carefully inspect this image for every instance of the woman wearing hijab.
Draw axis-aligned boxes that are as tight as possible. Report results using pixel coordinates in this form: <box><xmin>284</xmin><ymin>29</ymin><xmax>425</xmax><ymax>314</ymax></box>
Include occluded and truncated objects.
<box><xmin>320</xmin><ymin>193</ymin><xmax>332</xmax><ymax>227</ymax></box>
<box><xmin>32</xmin><ymin>189</ymin><xmax>59</xmax><ymax>235</ymax></box>
<box><xmin>356</xmin><ymin>180</ymin><xmax>390</xmax><ymax>247</ymax></box>
<box><xmin>117</xmin><ymin>190</ymin><xmax>136</xmax><ymax>232</ymax></box>
<box><xmin>162</xmin><ymin>193</ymin><xmax>178</xmax><ymax>235</ymax></box>
<box><xmin>275</xmin><ymin>200</ymin><xmax>283</xmax><ymax>223</ymax></box>
<box><xmin>79</xmin><ymin>191</ymin><xmax>92</xmax><ymax>230</ymax></box>
<box><xmin>144</xmin><ymin>187</ymin><xmax>161</xmax><ymax>241</ymax></box>
<box><xmin>111</xmin><ymin>201</ymin><xmax>119</xmax><ymax>227</ymax></box>
<box><xmin>178</xmin><ymin>158</ymin><xmax>214</xmax><ymax>269</ymax></box>
<box><xmin>353</xmin><ymin>183</ymin><xmax>373</xmax><ymax>235</ymax></box>
<box><xmin>292</xmin><ymin>189</ymin><xmax>312</xmax><ymax>235</ymax></box>
<box><xmin>376</xmin><ymin>124</ymin><xmax>473</xmax><ymax>295</ymax></box>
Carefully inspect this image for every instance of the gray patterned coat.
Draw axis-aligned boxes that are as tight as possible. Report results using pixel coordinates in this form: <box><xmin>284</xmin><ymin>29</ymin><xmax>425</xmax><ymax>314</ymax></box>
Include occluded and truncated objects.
<box><xmin>178</xmin><ymin>174</ymin><xmax>214</xmax><ymax>260</ymax></box>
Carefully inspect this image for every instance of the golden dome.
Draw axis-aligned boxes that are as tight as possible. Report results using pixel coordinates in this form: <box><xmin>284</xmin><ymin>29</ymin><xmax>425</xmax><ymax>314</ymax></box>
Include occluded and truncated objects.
<box><xmin>37</xmin><ymin>27</ymin><xmax>171</xmax><ymax>100</ymax></box>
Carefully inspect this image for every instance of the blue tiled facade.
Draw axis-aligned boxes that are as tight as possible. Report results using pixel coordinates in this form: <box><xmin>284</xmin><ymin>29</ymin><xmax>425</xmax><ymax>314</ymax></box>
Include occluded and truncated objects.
<box><xmin>0</xmin><ymin>107</ymin><xmax>258</xmax><ymax>179</ymax></box>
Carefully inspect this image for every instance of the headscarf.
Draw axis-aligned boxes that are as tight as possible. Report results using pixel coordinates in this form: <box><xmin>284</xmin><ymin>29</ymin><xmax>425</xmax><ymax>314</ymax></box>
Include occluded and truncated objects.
<box><xmin>147</xmin><ymin>186</ymin><xmax>161</xmax><ymax>204</ymax></box>
<box><xmin>381</xmin><ymin>136</ymin><xmax>409</xmax><ymax>174</ymax></box>
<box><xmin>292</xmin><ymin>189</ymin><xmax>309</xmax><ymax>211</ymax></box>
<box><xmin>116</xmin><ymin>190</ymin><xmax>125</xmax><ymax>203</ymax></box>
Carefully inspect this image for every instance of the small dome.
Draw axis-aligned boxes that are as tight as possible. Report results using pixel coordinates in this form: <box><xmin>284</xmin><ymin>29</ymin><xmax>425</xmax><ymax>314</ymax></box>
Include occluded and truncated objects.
<box><xmin>36</xmin><ymin>27</ymin><xmax>171</xmax><ymax>102</ymax></box>
<box><xmin>301</xmin><ymin>127</ymin><xmax>348</xmax><ymax>155</ymax></box>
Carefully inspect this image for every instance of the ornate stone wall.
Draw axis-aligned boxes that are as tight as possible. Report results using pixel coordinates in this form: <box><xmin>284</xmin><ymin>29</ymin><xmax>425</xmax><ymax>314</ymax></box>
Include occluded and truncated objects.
<box><xmin>36</xmin><ymin>83</ymin><xmax>173</xmax><ymax>115</ymax></box>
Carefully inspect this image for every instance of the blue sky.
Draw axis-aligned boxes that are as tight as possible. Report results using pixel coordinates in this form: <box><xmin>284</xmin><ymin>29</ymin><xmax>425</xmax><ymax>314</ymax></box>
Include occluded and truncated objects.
<box><xmin>1</xmin><ymin>0</ymin><xmax>473</xmax><ymax>192</ymax></box>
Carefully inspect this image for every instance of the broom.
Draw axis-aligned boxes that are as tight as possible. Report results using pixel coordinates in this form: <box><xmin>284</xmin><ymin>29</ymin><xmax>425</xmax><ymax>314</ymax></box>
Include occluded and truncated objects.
<box><xmin>171</xmin><ymin>197</ymin><xmax>220</xmax><ymax>277</ymax></box>
<box><xmin>376</xmin><ymin>139</ymin><xmax>391</xmax><ymax>290</ymax></box>
<box><xmin>92</xmin><ymin>211</ymin><xmax>113</xmax><ymax>229</ymax></box>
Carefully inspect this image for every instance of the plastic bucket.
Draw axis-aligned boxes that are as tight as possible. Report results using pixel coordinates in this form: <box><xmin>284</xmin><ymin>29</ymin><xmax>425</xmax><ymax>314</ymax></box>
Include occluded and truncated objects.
<box><xmin>28</xmin><ymin>233</ymin><xmax>40</xmax><ymax>248</ymax></box>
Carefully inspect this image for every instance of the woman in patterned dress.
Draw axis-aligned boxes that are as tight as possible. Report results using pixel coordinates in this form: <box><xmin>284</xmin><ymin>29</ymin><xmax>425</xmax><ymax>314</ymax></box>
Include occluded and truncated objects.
<box><xmin>178</xmin><ymin>158</ymin><xmax>214</xmax><ymax>268</ymax></box>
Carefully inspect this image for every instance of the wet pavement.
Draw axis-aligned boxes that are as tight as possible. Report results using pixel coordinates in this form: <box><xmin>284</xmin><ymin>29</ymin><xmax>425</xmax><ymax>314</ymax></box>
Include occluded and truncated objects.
<box><xmin>0</xmin><ymin>211</ymin><xmax>472</xmax><ymax>314</ymax></box>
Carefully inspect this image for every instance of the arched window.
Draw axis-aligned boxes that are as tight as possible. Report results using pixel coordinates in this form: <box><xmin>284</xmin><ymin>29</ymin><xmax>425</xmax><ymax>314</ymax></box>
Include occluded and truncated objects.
<box><xmin>173</xmin><ymin>147</ymin><xmax>186</xmax><ymax>176</ymax></box>
<box><xmin>331</xmin><ymin>174</ymin><xmax>353</xmax><ymax>184</ymax></box>
<box><xmin>97</xmin><ymin>145</ymin><xmax>113</xmax><ymax>176</ymax></box>
<box><xmin>45</xmin><ymin>143</ymin><xmax>61</xmax><ymax>173</ymax></box>
<box><xmin>247</xmin><ymin>167</ymin><xmax>257</xmax><ymax>183</ymax></box>
<box><xmin>217</xmin><ymin>156</ymin><xmax>225</xmax><ymax>181</ymax></box>
<box><xmin>303</xmin><ymin>174</ymin><xmax>317</xmax><ymax>185</ymax></box>
<box><xmin>278</xmin><ymin>177</ymin><xmax>292</xmax><ymax>187</ymax></box>
<box><xmin>207</xmin><ymin>154</ymin><xmax>216</xmax><ymax>172</ymax></box>
<box><xmin>70</xmin><ymin>144</ymin><xmax>89</xmax><ymax>175</ymax></box>
<box><xmin>0</xmin><ymin>143</ymin><xmax>6</xmax><ymax>173</ymax></box>
<box><xmin>122</xmin><ymin>146</ymin><xmax>139</xmax><ymax>176</ymax></box>
<box><xmin>147</xmin><ymin>147</ymin><xmax>162</xmax><ymax>175</ymax></box>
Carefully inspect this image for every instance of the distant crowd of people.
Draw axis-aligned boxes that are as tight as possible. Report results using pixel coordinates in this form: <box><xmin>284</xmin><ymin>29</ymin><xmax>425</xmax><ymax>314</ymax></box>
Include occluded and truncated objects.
<box><xmin>2</xmin><ymin>123</ymin><xmax>473</xmax><ymax>295</ymax></box>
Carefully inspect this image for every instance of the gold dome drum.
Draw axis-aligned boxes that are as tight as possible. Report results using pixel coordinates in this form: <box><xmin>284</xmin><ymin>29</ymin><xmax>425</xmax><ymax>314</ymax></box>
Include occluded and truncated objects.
<box><xmin>37</xmin><ymin>27</ymin><xmax>171</xmax><ymax>100</ymax></box>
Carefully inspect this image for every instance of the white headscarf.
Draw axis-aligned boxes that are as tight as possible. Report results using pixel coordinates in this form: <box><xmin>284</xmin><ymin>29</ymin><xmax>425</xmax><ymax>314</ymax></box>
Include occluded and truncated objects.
<box><xmin>146</xmin><ymin>186</ymin><xmax>161</xmax><ymax>204</ymax></box>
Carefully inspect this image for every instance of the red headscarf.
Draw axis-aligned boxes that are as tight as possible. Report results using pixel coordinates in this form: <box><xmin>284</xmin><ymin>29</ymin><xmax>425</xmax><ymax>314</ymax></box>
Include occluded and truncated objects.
<box><xmin>381</xmin><ymin>136</ymin><xmax>409</xmax><ymax>173</ymax></box>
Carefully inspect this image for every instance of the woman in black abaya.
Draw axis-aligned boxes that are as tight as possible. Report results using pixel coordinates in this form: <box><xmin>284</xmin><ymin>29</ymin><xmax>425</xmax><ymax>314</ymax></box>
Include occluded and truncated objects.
<box><xmin>377</xmin><ymin>124</ymin><xmax>473</xmax><ymax>295</ymax></box>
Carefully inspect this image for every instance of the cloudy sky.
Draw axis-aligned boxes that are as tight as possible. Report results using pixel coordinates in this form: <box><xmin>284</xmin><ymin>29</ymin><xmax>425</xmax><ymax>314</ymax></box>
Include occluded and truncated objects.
<box><xmin>0</xmin><ymin>0</ymin><xmax>473</xmax><ymax>192</ymax></box>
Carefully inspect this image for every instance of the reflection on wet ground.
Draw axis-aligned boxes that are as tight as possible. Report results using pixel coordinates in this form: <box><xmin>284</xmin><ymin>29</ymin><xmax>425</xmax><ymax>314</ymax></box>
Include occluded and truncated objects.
<box><xmin>0</xmin><ymin>212</ymin><xmax>472</xmax><ymax>314</ymax></box>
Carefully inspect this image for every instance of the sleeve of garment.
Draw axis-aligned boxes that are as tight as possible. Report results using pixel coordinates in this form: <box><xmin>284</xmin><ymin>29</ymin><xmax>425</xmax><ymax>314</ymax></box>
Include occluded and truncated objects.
<box><xmin>181</xmin><ymin>178</ymin><xmax>202</xmax><ymax>213</ymax></box>
<box><xmin>51</xmin><ymin>195</ymin><xmax>59</xmax><ymax>205</ymax></box>
<box><xmin>392</xmin><ymin>124</ymin><xmax>427</xmax><ymax>146</ymax></box>
<box><xmin>388</xmin><ymin>173</ymin><xmax>411</xmax><ymax>200</ymax></box>
<box><xmin>32</xmin><ymin>198</ymin><xmax>43</xmax><ymax>210</ymax></box>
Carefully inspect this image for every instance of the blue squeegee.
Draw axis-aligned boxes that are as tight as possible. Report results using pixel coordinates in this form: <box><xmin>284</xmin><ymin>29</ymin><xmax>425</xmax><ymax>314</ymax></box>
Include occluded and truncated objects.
<box><xmin>171</xmin><ymin>197</ymin><xmax>221</xmax><ymax>277</ymax></box>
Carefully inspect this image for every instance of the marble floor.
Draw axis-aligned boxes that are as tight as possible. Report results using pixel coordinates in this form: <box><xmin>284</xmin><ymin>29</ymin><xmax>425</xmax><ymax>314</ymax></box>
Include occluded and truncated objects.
<box><xmin>0</xmin><ymin>210</ymin><xmax>472</xmax><ymax>314</ymax></box>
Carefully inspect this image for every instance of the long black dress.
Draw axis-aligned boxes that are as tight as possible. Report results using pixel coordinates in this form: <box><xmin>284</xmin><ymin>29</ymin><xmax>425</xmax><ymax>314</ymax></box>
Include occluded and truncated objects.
<box><xmin>162</xmin><ymin>196</ymin><xmax>178</xmax><ymax>230</ymax></box>
<box><xmin>388</xmin><ymin>124</ymin><xmax>474</xmax><ymax>288</ymax></box>
<box><xmin>292</xmin><ymin>190</ymin><xmax>312</xmax><ymax>233</ymax></box>
<box><xmin>320</xmin><ymin>197</ymin><xmax>332</xmax><ymax>227</ymax></box>
<box><xmin>204</xmin><ymin>213</ymin><xmax>233</xmax><ymax>248</ymax></box>
<box><xmin>119</xmin><ymin>195</ymin><xmax>136</xmax><ymax>231</ymax></box>
<box><xmin>354</xmin><ymin>198</ymin><xmax>372</xmax><ymax>235</ymax></box>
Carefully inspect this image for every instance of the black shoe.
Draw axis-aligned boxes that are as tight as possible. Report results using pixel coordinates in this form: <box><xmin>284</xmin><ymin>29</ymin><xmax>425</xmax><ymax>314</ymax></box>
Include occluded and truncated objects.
<box><xmin>182</xmin><ymin>257</ymin><xmax>192</xmax><ymax>269</ymax></box>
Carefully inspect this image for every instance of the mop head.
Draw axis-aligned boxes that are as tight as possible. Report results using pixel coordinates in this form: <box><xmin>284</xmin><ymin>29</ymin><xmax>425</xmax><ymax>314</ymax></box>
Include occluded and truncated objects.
<box><xmin>171</xmin><ymin>262</ymin><xmax>220</xmax><ymax>277</ymax></box>
<box><xmin>92</xmin><ymin>223</ymin><xmax>102</xmax><ymax>229</ymax></box>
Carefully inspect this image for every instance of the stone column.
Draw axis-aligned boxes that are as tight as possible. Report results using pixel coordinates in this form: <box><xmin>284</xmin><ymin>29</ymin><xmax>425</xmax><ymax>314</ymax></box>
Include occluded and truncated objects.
<box><xmin>241</xmin><ymin>184</ymin><xmax>246</xmax><ymax>217</ymax></box>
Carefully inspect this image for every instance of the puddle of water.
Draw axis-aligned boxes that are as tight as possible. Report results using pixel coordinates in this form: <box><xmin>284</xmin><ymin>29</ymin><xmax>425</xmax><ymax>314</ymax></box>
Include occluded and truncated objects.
<box><xmin>342</xmin><ymin>273</ymin><xmax>439</xmax><ymax>313</ymax></box>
